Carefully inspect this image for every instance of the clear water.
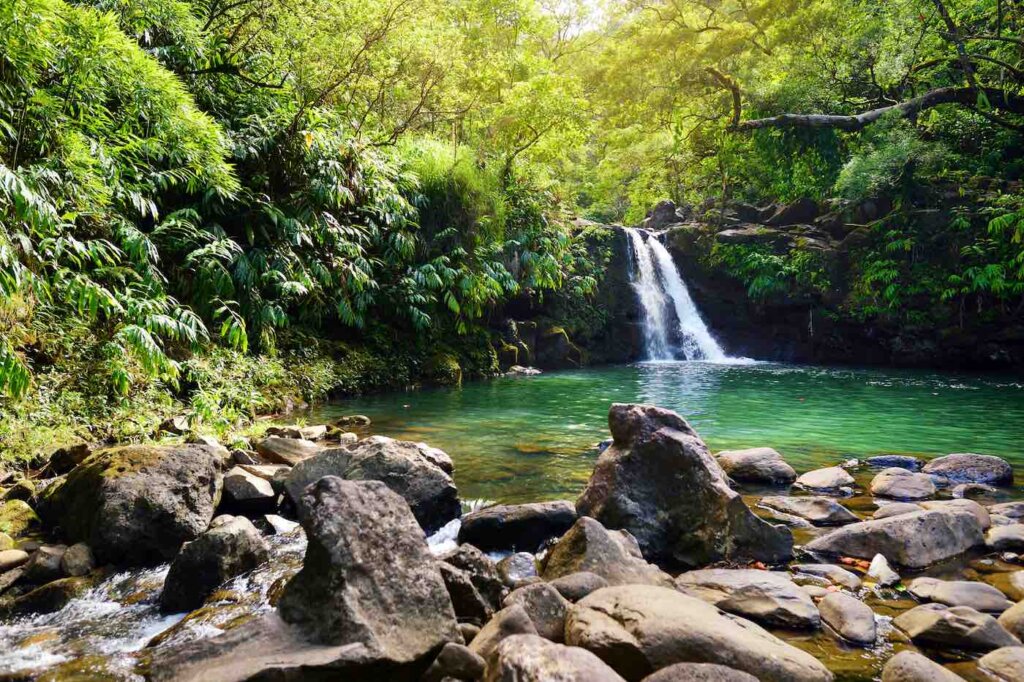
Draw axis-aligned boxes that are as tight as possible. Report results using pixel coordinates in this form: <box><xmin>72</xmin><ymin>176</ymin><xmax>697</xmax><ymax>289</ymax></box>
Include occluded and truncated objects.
<box><xmin>313</xmin><ymin>362</ymin><xmax>1024</xmax><ymax>504</ymax></box>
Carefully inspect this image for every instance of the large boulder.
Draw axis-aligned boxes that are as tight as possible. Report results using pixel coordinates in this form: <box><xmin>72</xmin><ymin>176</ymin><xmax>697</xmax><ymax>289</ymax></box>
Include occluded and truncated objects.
<box><xmin>870</xmin><ymin>468</ymin><xmax>936</xmax><ymax>500</ymax></box>
<box><xmin>715</xmin><ymin>448</ymin><xmax>796</xmax><ymax>484</ymax></box>
<box><xmin>160</xmin><ymin>516</ymin><xmax>270</xmax><ymax>613</ymax></box>
<box><xmin>149</xmin><ymin>477</ymin><xmax>459</xmax><ymax>682</ymax></box>
<box><xmin>484</xmin><ymin>634</ymin><xmax>626</xmax><ymax>682</ymax></box>
<box><xmin>458</xmin><ymin>501</ymin><xmax>577</xmax><ymax>553</ymax></box>
<box><xmin>565</xmin><ymin>585</ymin><xmax>833</xmax><ymax>682</ymax></box>
<box><xmin>576</xmin><ymin>404</ymin><xmax>792</xmax><ymax>568</ymax></box>
<box><xmin>893</xmin><ymin>603</ymin><xmax>1020</xmax><ymax>650</ymax></box>
<box><xmin>285</xmin><ymin>436</ymin><xmax>460</xmax><ymax>532</ymax></box>
<box><xmin>880</xmin><ymin>651</ymin><xmax>964</xmax><ymax>682</ymax></box>
<box><xmin>758</xmin><ymin>496</ymin><xmax>858</xmax><ymax>526</ymax></box>
<box><xmin>674</xmin><ymin>569</ymin><xmax>820</xmax><ymax>629</ymax></box>
<box><xmin>922</xmin><ymin>453</ymin><xmax>1014</xmax><ymax>486</ymax></box>
<box><xmin>40</xmin><ymin>444</ymin><xmax>230</xmax><ymax>565</ymax></box>
<box><xmin>541</xmin><ymin>517</ymin><xmax>672</xmax><ymax>587</ymax></box>
<box><xmin>803</xmin><ymin>509</ymin><xmax>984</xmax><ymax>568</ymax></box>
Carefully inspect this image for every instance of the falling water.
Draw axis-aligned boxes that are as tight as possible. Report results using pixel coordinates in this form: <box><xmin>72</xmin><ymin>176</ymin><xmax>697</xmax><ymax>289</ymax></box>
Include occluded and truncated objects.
<box><xmin>624</xmin><ymin>227</ymin><xmax>728</xmax><ymax>362</ymax></box>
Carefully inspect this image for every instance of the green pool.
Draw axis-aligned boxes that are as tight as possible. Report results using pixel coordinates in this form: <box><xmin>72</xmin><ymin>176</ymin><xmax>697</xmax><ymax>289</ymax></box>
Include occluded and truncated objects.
<box><xmin>311</xmin><ymin>362</ymin><xmax>1024</xmax><ymax>504</ymax></box>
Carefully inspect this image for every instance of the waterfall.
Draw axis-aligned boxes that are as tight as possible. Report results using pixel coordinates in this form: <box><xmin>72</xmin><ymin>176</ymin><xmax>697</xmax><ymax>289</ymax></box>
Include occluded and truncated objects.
<box><xmin>624</xmin><ymin>227</ymin><xmax>729</xmax><ymax>362</ymax></box>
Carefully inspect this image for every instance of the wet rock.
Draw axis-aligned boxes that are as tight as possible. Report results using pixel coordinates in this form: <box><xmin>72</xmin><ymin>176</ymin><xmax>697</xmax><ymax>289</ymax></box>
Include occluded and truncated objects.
<box><xmin>423</xmin><ymin>642</ymin><xmax>485</xmax><ymax>682</ymax></box>
<box><xmin>675</xmin><ymin>569</ymin><xmax>820</xmax><ymax>629</ymax></box>
<box><xmin>880</xmin><ymin>651</ymin><xmax>964</xmax><ymax>682</ymax></box>
<box><xmin>549</xmin><ymin>571</ymin><xmax>609</xmax><ymax>602</ymax></box>
<box><xmin>795</xmin><ymin>467</ymin><xmax>854</xmax><ymax>492</ymax></box>
<box><xmin>458</xmin><ymin>501</ymin><xmax>577</xmax><ymax>553</ymax></box>
<box><xmin>150</xmin><ymin>476</ymin><xmax>460</xmax><ymax>682</ymax></box>
<box><xmin>577</xmin><ymin>404</ymin><xmax>792</xmax><ymax>568</ymax></box>
<box><xmin>978</xmin><ymin>646</ymin><xmax>1024</xmax><ymax>681</ymax></box>
<box><xmin>791</xmin><ymin>563</ymin><xmax>862</xmax><ymax>590</ymax></box>
<box><xmin>920</xmin><ymin>499</ymin><xmax>991</xmax><ymax>529</ymax></box>
<box><xmin>990</xmin><ymin>501</ymin><xmax>1024</xmax><ymax>520</ymax></box>
<box><xmin>541</xmin><ymin>517</ymin><xmax>672</xmax><ymax>587</ymax></box>
<box><xmin>503</xmin><ymin>582</ymin><xmax>569</xmax><ymax>642</ymax></box>
<box><xmin>818</xmin><ymin>592</ymin><xmax>876</xmax><ymax>645</ymax></box>
<box><xmin>496</xmin><ymin>552</ymin><xmax>538</xmax><ymax>588</ymax></box>
<box><xmin>893</xmin><ymin>603</ymin><xmax>1019</xmax><ymax>650</ymax></box>
<box><xmin>0</xmin><ymin>548</ymin><xmax>29</xmax><ymax>571</ymax></box>
<box><xmin>0</xmin><ymin>499</ymin><xmax>40</xmax><ymax>537</ymax></box>
<box><xmin>441</xmin><ymin>562</ymin><xmax>494</xmax><ymax>625</ymax></box>
<box><xmin>873</xmin><ymin>502</ymin><xmax>923</xmax><ymax>519</ymax></box>
<box><xmin>866</xmin><ymin>455</ymin><xmax>922</xmax><ymax>470</ymax></box>
<box><xmin>1</xmin><ymin>576</ymin><xmax>91</xmax><ymax>615</ymax></box>
<box><xmin>998</xmin><ymin>599</ymin><xmax>1024</xmax><ymax>639</ymax></box>
<box><xmin>253</xmin><ymin>436</ymin><xmax>321</xmax><ymax>466</ymax></box>
<box><xmin>867</xmin><ymin>554</ymin><xmax>900</xmax><ymax>586</ymax></box>
<box><xmin>642</xmin><ymin>663</ymin><xmax>758</xmax><ymax>681</ymax></box>
<box><xmin>60</xmin><ymin>542</ymin><xmax>95</xmax><ymax>577</ymax></box>
<box><xmin>565</xmin><ymin>585</ymin><xmax>833</xmax><ymax>682</ymax></box>
<box><xmin>40</xmin><ymin>444</ymin><xmax>230</xmax><ymax>565</ymax></box>
<box><xmin>484</xmin><ymin>634</ymin><xmax>625</xmax><ymax>682</ymax></box>
<box><xmin>908</xmin><ymin>577</ymin><xmax>1013</xmax><ymax>613</ymax></box>
<box><xmin>922</xmin><ymin>454</ymin><xmax>1014</xmax><ymax>486</ymax></box>
<box><xmin>470</xmin><ymin>604</ymin><xmax>538</xmax><ymax>661</ymax></box>
<box><xmin>870</xmin><ymin>468</ymin><xmax>936</xmax><ymax>500</ymax></box>
<box><xmin>715</xmin><ymin>447</ymin><xmax>796</xmax><ymax>484</ymax></box>
<box><xmin>759</xmin><ymin>496</ymin><xmax>857</xmax><ymax>526</ymax></box>
<box><xmin>285</xmin><ymin>436</ymin><xmax>460</xmax><ymax>533</ymax></box>
<box><xmin>803</xmin><ymin>509</ymin><xmax>984</xmax><ymax>568</ymax></box>
<box><xmin>988</xmin><ymin>524</ymin><xmax>1024</xmax><ymax>552</ymax></box>
<box><xmin>221</xmin><ymin>467</ymin><xmax>277</xmax><ymax>514</ymax></box>
<box><xmin>22</xmin><ymin>545</ymin><xmax>66</xmax><ymax>582</ymax></box>
<box><xmin>261</xmin><ymin>514</ymin><xmax>299</xmax><ymax>535</ymax></box>
<box><xmin>160</xmin><ymin>516</ymin><xmax>270</xmax><ymax>613</ymax></box>
<box><xmin>442</xmin><ymin>544</ymin><xmax>505</xmax><ymax>610</ymax></box>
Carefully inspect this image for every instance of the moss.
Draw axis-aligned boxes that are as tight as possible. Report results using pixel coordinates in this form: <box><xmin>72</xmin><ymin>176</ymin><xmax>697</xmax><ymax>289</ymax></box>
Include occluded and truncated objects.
<box><xmin>0</xmin><ymin>532</ymin><xmax>13</xmax><ymax>550</ymax></box>
<box><xmin>424</xmin><ymin>352</ymin><xmax>463</xmax><ymax>386</ymax></box>
<box><xmin>0</xmin><ymin>500</ymin><xmax>40</xmax><ymax>537</ymax></box>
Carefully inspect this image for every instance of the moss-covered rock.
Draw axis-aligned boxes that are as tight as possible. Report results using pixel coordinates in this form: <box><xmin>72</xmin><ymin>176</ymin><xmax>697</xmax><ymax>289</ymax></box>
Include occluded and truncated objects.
<box><xmin>0</xmin><ymin>576</ymin><xmax>92</xmax><ymax>616</ymax></box>
<box><xmin>2</xmin><ymin>479</ymin><xmax>35</xmax><ymax>502</ymax></box>
<box><xmin>0</xmin><ymin>532</ymin><xmax>13</xmax><ymax>551</ymax></box>
<box><xmin>0</xmin><ymin>500</ymin><xmax>41</xmax><ymax>537</ymax></box>
<box><xmin>424</xmin><ymin>352</ymin><xmax>463</xmax><ymax>386</ymax></box>
<box><xmin>36</xmin><ymin>654</ymin><xmax>135</xmax><ymax>682</ymax></box>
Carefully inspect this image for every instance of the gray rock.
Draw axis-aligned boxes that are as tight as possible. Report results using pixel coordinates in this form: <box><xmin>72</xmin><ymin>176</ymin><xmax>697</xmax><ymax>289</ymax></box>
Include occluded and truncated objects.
<box><xmin>333</xmin><ymin>414</ymin><xmax>371</xmax><ymax>427</ymax></box>
<box><xmin>59</xmin><ymin>543</ymin><xmax>95</xmax><ymax>577</ymax></box>
<box><xmin>795</xmin><ymin>467</ymin><xmax>853</xmax><ymax>491</ymax></box>
<box><xmin>715</xmin><ymin>447</ymin><xmax>796</xmax><ymax>484</ymax></box>
<box><xmin>979</xmin><ymin>645</ymin><xmax>1024</xmax><ymax>681</ymax></box>
<box><xmin>577</xmin><ymin>404</ymin><xmax>792</xmax><ymax>569</ymax></box>
<box><xmin>269</xmin><ymin>425</ymin><xmax>327</xmax><ymax>441</ymax></box>
<box><xmin>261</xmin><ymin>514</ymin><xmax>299</xmax><ymax>535</ymax></box>
<box><xmin>40</xmin><ymin>444</ymin><xmax>230</xmax><ymax>565</ymax></box>
<box><xmin>818</xmin><ymin>592</ymin><xmax>876</xmax><ymax>645</ymax></box>
<box><xmin>870</xmin><ymin>468</ymin><xmax>936</xmax><ymax>500</ymax></box>
<box><xmin>22</xmin><ymin>545</ymin><xmax>66</xmax><ymax>583</ymax></box>
<box><xmin>541</xmin><ymin>517</ymin><xmax>672</xmax><ymax>587</ymax></box>
<box><xmin>549</xmin><ymin>571</ymin><xmax>609</xmax><ymax>602</ymax></box>
<box><xmin>222</xmin><ymin>467</ymin><xmax>277</xmax><ymax>514</ymax></box>
<box><xmin>922</xmin><ymin>453</ymin><xmax>1014</xmax><ymax>486</ymax></box>
<box><xmin>253</xmin><ymin>436</ymin><xmax>321</xmax><ymax>466</ymax></box>
<box><xmin>988</xmin><ymin>524</ymin><xmax>1024</xmax><ymax>552</ymax></box>
<box><xmin>422</xmin><ymin>642</ymin><xmax>485</xmax><ymax>682</ymax></box>
<box><xmin>675</xmin><ymin>569</ymin><xmax>820</xmax><ymax>629</ymax></box>
<box><xmin>920</xmin><ymin>499</ymin><xmax>991</xmax><ymax>529</ymax></box>
<box><xmin>791</xmin><ymin>564</ymin><xmax>862</xmax><ymax>590</ymax></box>
<box><xmin>952</xmin><ymin>482</ymin><xmax>999</xmax><ymax>499</ymax></box>
<box><xmin>998</xmin><ymin>599</ymin><xmax>1024</xmax><ymax>639</ymax></box>
<box><xmin>908</xmin><ymin>577</ymin><xmax>1013</xmax><ymax>613</ymax></box>
<box><xmin>866</xmin><ymin>455</ymin><xmax>922</xmax><ymax>470</ymax></box>
<box><xmin>642</xmin><ymin>663</ymin><xmax>758</xmax><ymax>681</ymax></box>
<box><xmin>990</xmin><ymin>501</ymin><xmax>1024</xmax><ymax>520</ymax></box>
<box><xmin>503</xmin><ymin>582</ymin><xmax>569</xmax><ymax>642</ymax></box>
<box><xmin>803</xmin><ymin>509</ymin><xmax>984</xmax><ymax>568</ymax></box>
<box><xmin>442</xmin><ymin>544</ymin><xmax>505</xmax><ymax>611</ymax></box>
<box><xmin>880</xmin><ymin>651</ymin><xmax>964</xmax><ymax>682</ymax></box>
<box><xmin>484</xmin><ymin>634</ymin><xmax>625</xmax><ymax>682</ymax></box>
<box><xmin>160</xmin><ymin>516</ymin><xmax>270</xmax><ymax>613</ymax></box>
<box><xmin>893</xmin><ymin>603</ymin><xmax>1020</xmax><ymax>650</ymax></box>
<box><xmin>496</xmin><ymin>552</ymin><xmax>538</xmax><ymax>588</ymax></box>
<box><xmin>441</xmin><ymin>562</ymin><xmax>494</xmax><ymax>625</ymax></box>
<box><xmin>458</xmin><ymin>501</ymin><xmax>577</xmax><ymax>553</ymax></box>
<box><xmin>758</xmin><ymin>496</ymin><xmax>858</xmax><ymax>526</ymax></box>
<box><xmin>470</xmin><ymin>604</ymin><xmax>538</xmax><ymax>661</ymax></box>
<box><xmin>565</xmin><ymin>585</ymin><xmax>833</xmax><ymax>682</ymax></box>
<box><xmin>867</xmin><ymin>554</ymin><xmax>900</xmax><ymax>586</ymax></box>
<box><xmin>873</xmin><ymin>502</ymin><xmax>923</xmax><ymax>519</ymax></box>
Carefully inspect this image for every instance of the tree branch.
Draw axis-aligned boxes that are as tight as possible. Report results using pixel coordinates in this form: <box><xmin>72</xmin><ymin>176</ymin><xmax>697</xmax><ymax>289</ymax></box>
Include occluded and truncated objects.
<box><xmin>705</xmin><ymin>67</ymin><xmax>741</xmax><ymax>128</ymax></box>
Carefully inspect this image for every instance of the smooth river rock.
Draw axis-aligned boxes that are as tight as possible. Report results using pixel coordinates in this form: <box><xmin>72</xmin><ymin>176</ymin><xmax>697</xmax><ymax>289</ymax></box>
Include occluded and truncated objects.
<box><xmin>253</xmin><ymin>436</ymin><xmax>322</xmax><ymax>465</ymax></box>
<box><xmin>978</xmin><ymin>646</ymin><xmax>1024</xmax><ymax>681</ymax></box>
<box><xmin>795</xmin><ymin>467</ymin><xmax>854</xmax><ymax>491</ymax></box>
<box><xmin>920</xmin><ymin>499</ymin><xmax>991</xmax><ymax>529</ymax></box>
<box><xmin>873</xmin><ymin>502</ymin><xmax>923</xmax><ymax>520</ymax></box>
<box><xmin>564</xmin><ymin>585</ymin><xmax>833</xmax><ymax>682</ymax></box>
<box><xmin>880</xmin><ymin>651</ymin><xmax>964</xmax><ymax>682</ymax></box>
<box><xmin>542</xmin><ymin>517</ymin><xmax>672</xmax><ymax>587</ymax></box>
<box><xmin>675</xmin><ymin>569</ymin><xmax>820</xmax><ymax>629</ymax></box>
<box><xmin>459</xmin><ymin>501</ymin><xmax>578</xmax><ymax>553</ymax></box>
<box><xmin>758</xmin><ymin>496</ymin><xmax>858</xmax><ymax>526</ymax></box>
<box><xmin>818</xmin><ymin>592</ymin><xmax>876</xmax><ymax>645</ymax></box>
<box><xmin>576</xmin><ymin>404</ymin><xmax>792</xmax><ymax>568</ymax></box>
<box><xmin>893</xmin><ymin>603</ymin><xmax>1020</xmax><ymax>650</ymax></box>
<box><xmin>484</xmin><ymin>634</ymin><xmax>626</xmax><ymax>682</ymax></box>
<box><xmin>870</xmin><ymin>468</ymin><xmax>936</xmax><ymax>500</ymax></box>
<box><xmin>548</xmin><ymin>571</ymin><xmax>610</xmax><ymax>602</ymax></box>
<box><xmin>987</xmin><ymin>524</ymin><xmax>1024</xmax><ymax>552</ymax></box>
<box><xmin>998</xmin><ymin>599</ymin><xmax>1024</xmax><ymax>639</ymax></box>
<box><xmin>791</xmin><ymin>563</ymin><xmax>862</xmax><ymax>590</ymax></box>
<box><xmin>922</xmin><ymin>453</ymin><xmax>1014</xmax><ymax>486</ymax></box>
<box><xmin>715</xmin><ymin>447</ymin><xmax>796</xmax><ymax>484</ymax></box>
<box><xmin>642</xmin><ymin>663</ymin><xmax>758</xmax><ymax>682</ymax></box>
<box><xmin>907</xmin><ymin>577</ymin><xmax>1013</xmax><ymax>613</ymax></box>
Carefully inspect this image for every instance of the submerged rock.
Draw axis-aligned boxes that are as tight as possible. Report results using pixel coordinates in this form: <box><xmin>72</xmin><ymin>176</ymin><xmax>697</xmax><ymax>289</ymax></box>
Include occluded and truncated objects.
<box><xmin>758</xmin><ymin>496</ymin><xmax>858</xmax><ymax>526</ymax></box>
<box><xmin>866</xmin><ymin>455</ymin><xmax>922</xmax><ymax>470</ymax></box>
<box><xmin>576</xmin><ymin>404</ymin><xmax>792</xmax><ymax>568</ymax></box>
<box><xmin>458</xmin><ymin>501</ymin><xmax>577</xmax><ymax>553</ymax></box>
<box><xmin>715</xmin><ymin>447</ymin><xmax>796</xmax><ymax>484</ymax></box>
<box><xmin>1</xmin><ymin>576</ymin><xmax>91</xmax><ymax>615</ymax></box>
<box><xmin>893</xmin><ymin>603</ymin><xmax>1019</xmax><ymax>650</ymax></box>
<box><xmin>484</xmin><ymin>634</ymin><xmax>625</xmax><ymax>682</ymax></box>
<box><xmin>541</xmin><ymin>517</ymin><xmax>672</xmax><ymax>587</ymax></box>
<box><xmin>922</xmin><ymin>453</ymin><xmax>1014</xmax><ymax>486</ymax></box>
<box><xmin>675</xmin><ymin>568</ymin><xmax>820</xmax><ymax>629</ymax></box>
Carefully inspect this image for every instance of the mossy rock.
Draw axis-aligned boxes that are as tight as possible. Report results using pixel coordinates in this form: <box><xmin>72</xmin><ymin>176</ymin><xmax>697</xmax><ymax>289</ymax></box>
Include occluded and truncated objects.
<box><xmin>0</xmin><ymin>576</ymin><xmax>92</xmax><ymax>616</ymax></box>
<box><xmin>36</xmin><ymin>654</ymin><xmax>133</xmax><ymax>682</ymax></box>
<box><xmin>0</xmin><ymin>500</ymin><xmax>41</xmax><ymax>537</ymax></box>
<box><xmin>424</xmin><ymin>352</ymin><xmax>463</xmax><ymax>386</ymax></box>
<box><xmin>0</xmin><ymin>532</ymin><xmax>13</xmax><ymax>551</ymax></box>
<box><xmin>1</xmin><ymin>479</ymin><xmax>35</xmax><ymax>503</ymax></box>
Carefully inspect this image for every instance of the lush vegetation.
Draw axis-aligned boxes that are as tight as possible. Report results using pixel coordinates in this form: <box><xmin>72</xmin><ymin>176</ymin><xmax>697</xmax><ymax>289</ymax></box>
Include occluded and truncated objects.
<box><xmin>2</xmin><ymin>0</ymin><xmax>1023</xmax><ymax>459</ymax></box>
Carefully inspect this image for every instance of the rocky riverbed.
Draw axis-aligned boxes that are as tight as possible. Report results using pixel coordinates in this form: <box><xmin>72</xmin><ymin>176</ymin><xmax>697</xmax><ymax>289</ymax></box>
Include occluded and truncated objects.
<box><xmin>1</xmin><ymin>404</ymin><xmax>1023</xmax><ymax>680</ymax></box>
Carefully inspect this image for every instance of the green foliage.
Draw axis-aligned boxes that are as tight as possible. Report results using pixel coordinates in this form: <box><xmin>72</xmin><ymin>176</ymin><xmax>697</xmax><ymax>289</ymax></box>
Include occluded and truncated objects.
<box><xmin>836</xmin><ymin>118</ymin><xmax>946</xmax><ymax>200</ymax></box>
<box><xmin>709</xmin><ymin>243</ymin><xmax>832</xmax><ymax>301</ymax></box>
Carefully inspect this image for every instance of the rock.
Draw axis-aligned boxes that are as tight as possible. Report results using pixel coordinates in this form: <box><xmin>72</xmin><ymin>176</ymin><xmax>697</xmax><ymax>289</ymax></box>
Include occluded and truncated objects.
<box><xmin>803</xmin><ymin>509</ymin><xmax>984</xmax><ymax>568</ymax></box>
<box><xmin>758</xmin><ymin>496</ymin><xmax>857</xmax><ymax>526</ymax></box>
<box><xmin>0</xmin><ymin>549</ymin><xmax>29</xmax><ymax>571</ymax></box>
<box><xmin>442</xmin><ymin>544</ymin><xmax>505</xmax><ymax>610</ymax></box>
<box><xmin>988</xmin><ymin>524</ymin><xmax>1024</xmax><ymax>552</ymax></box>
<box><xmin>160</xmin><ymin>516</ymin><xmax>270</xmax><ymax>613</ymax></box>
<box><xmin>818</xmin><ymin>592</ymin><xmax>876</xmax><ymax>645</ymax></box>
<box><xmin>221</xmin><ymin>466</ymin><xmax>277</xmax><ymax>514</ymax></box>
<box><xmin>40</xmin><ymin>444</ymin><xmax>229</xmax><ymax>565</ymax></box>
<box><xmin>48</xmin><ymin>443</ymin><xmax>94</xmax><ymax>475</ymax></box>
<box><xmin>790</xmin><ymin>564</ymin><xmax>862</xmax><ymax>590</ymax></box>
<box><xmin>801</xmin><ymin>585</ymin><xmax>830</xmax><ymax>599</ymax></box>
<box><xmin>503</xmin><ymin>582</ymin><xmax>569</xmax><ymax>642</ymax></box>
<box><xmin>459</xmin><ymin>623</ymin><xmax>481</xmax><ymax>644</ymax></box>
<box><xmin>866</xmin><ymin>455</ymin><xmax>922</xmax><ymax>470</ymax></box>
<box><xmin>873</xmin><ymin>502</ymin><xmax>923</xmax><ymax>519</ymax></box>
<box><xmin>549</xmin><ymin>571</ymin><xmax>610</xmax><ymax>602</ymax></box>
<box><xmin>484</xmin><ymin>634</ymin><xmax>626</xmax><ymax>682</ymax></box>
<box><xmin>261</xmin><ymin>514</ymin><xmax>299</xmax><ymax>535</ymax></box>
<box><xmin>0</xmin><ymin>532</ymin><xmax>11</xmax><ymax>551</ymax></box>
<box><xmin>795</xmin><ymin>467</ymin><xmax>854</xmax><ymax>491</ymax></box>
<box><xmin>191</xmin><ymin>434</ymin><xmax>226</xmax><ymax>451</ymax></box>
<box><xmin>2</xmin><ymin>478</ymin><xmax>34</xmax><ymax>502</ymax></box>
<box><xmin>469</xmin><ymin>604</ymin><xmax>538</xmax><ymax>661</ymax></box>
<box><xmin>576</xmin><ymin>404</ymin><xmax>792</xmax><ymax>569</ymax></box>
<box><xmin>766</xmin><ymin>197</ymin><xmax>819</xmax><ymax>226</ymax></box>
<box><xmin>22</xmin><ymin>545</ymin><xmax>66</xmax><ymax>582</ymax></box>
<box><xmin>60</xmin><ymin>543</ymin><xmax>95</xmax><ymax>577</ymax></box>
<box><xmin>0</xmin><ymin>499</ymin><xmax>40</xmax><ymax>537</ymax></box>
<box><xmin>978</xmin><ymin>646</ymin><xmax>1024</xmax><ymax>681</ymax></box>
<box><xmin>952</xmin><ymin>483</ymin><xmax>999</xmax><ymax>499</ymax></box>
<box><xmin>920</xmin><ymin>499</ymin><xmax>991</xmax><ymax>529</ymax></box>
<box><xmin>998</xmin><ymin>600</ymin><xmax>1024</xmax><ymax>639</ymax></box>
<box><xmin>675</xmin><ymin>569</ymin><xmax>820</xmax><ymax>629</ymax></box>
<box><xmin>870</xmin><ymin>468</ymin><xmax>936</xmax><ymax>500</ymax></box>
<box><xmin>150</xmin><ymin>476</ymin><xmax>459</xmax><ymax>682</ymax></box>
<box><xmin>0</xmin><ymin>576</ymin><xmax>91</xmax><ymax>615</ymax></box>
<box><xmin>496</xmin><ymin>552</ymin><xmax>538</xmax><ymax>588</ymax></box>
<box><xmin>867</xmin><ymin>554</ymin><xmax>900</xmax><ymax>586</ymax></box>
<box><xmin>160</xmin><ymin>415</ymin><xmax>189</xmax><ymax>435</ymax></box>
<box><xmin>269</xmin><ymin>425</ymin><xmax>328</xmax><ymax>441</ymax></box>
<box><xmin>440</xmin><ymin>562</ymin><xmax>494</xmax><ymax>625</ymax></box>
<box><xmin>893</xmin><ymin>603</ymin><xmax>1020</xmax><ymax>650</ymax></box>
<box><xmin>565</xmin><ymin>585</ymin><xmax>833</xmax><ymax>682</ymax></box>
<box><xmin>922</xmin><ymin>453</ymin><xmax>1014</xmax><ymax>486</ymax></box>
<box><xmin>642</xmin><ymin>663</ymin><xmax>757</xmax><ymax>681</ymax></box>
<box><xmin>991</xmin><ymin>502</ymin><xmax>1024</xmax><ymax>520</ymax></box>
<box><xmin>908</xmin><ymin>577</ymin><xmax>1013</xmax><ymax>612</ymax></box>
<box><xmin>239</xmin><ymin>464</ymin><xmax>289</xmax><ymax>481</ymax></box>
<box><xmin>285</xmin><ymin>436</ymin><xmax>460</xmax><ymax>533</ymax></box>
<box><xmin>231</xmin><ymin>449</ymin><xmax>259</xmax><ymax>465</ymax></box>
<box><xmin>333</xmin><ymin>414</ymin><xmax>371</xmax><ymax>427</ymax></box>
<box><xmin>880</xmin><ymin>651</ymin><xmax>965</xmax><ymax>682</ymax></box>
<box><xmin>458</xmin><ymin>501</ymin><xmax>577</xmax><ymax>553</ymax></box>
<box><xmin>253</xmin><ymin>436</ymin><xmax>322</xmax><ymax>466</ymax></box>
<box><xmin>423</xmin><ymin>642</ymin><xmax>485</xmax><ymax>682</ymax></box>
<box><xmin>715</xmin><ymin>448</ymin><xmax>796</xmax><ymax>484</ymax></box>
<box><xmin>542</xmin><ymin>517</ymin><xmax>672</xmax><ymax>587</ymax></box>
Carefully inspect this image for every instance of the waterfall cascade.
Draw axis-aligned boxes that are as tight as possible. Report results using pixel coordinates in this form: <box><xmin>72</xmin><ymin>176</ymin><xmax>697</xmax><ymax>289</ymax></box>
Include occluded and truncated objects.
<box><xmin>624</xmin><ymin>227</ymin><xmax>729</xmax><ymax>362</ymax></box>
